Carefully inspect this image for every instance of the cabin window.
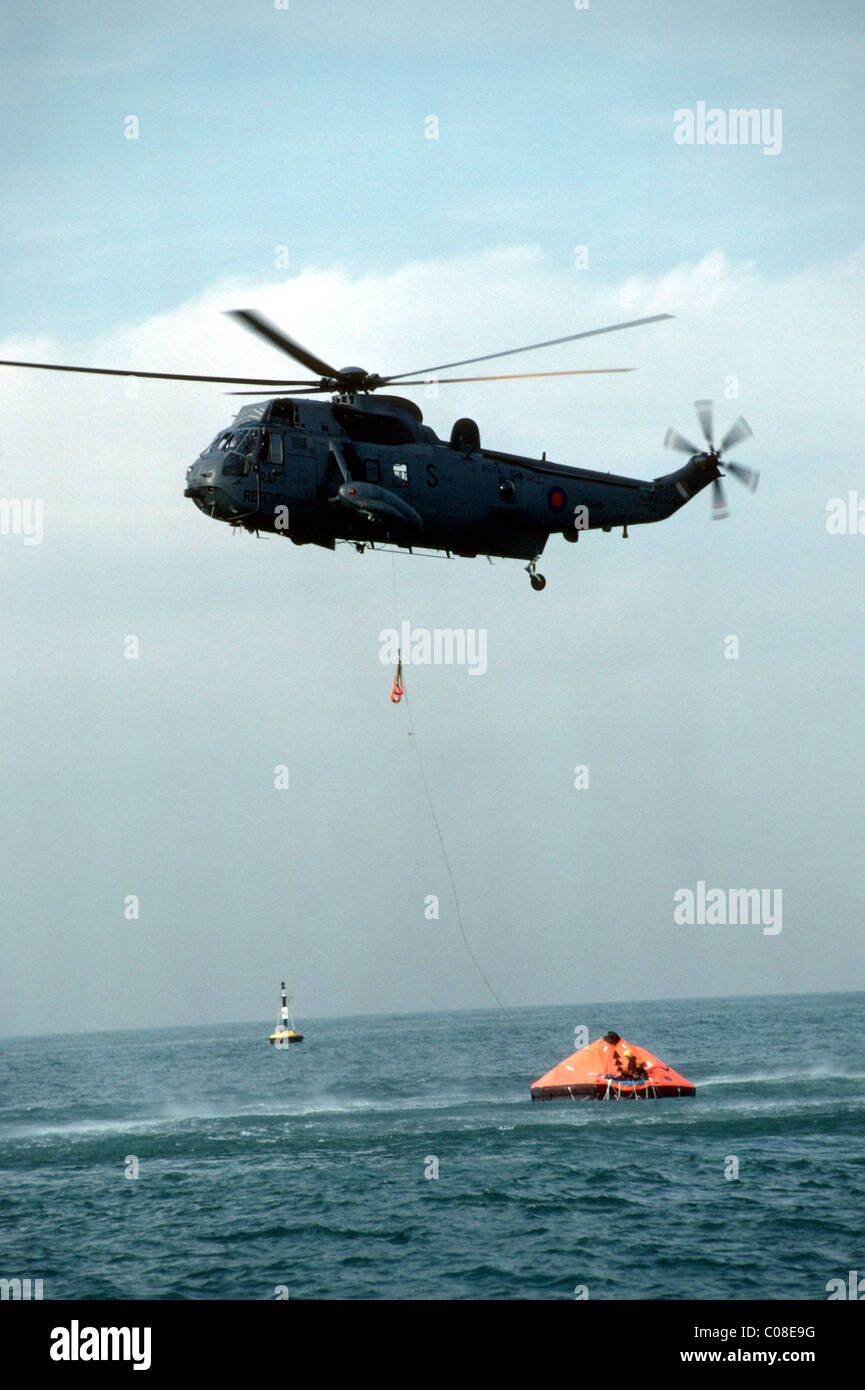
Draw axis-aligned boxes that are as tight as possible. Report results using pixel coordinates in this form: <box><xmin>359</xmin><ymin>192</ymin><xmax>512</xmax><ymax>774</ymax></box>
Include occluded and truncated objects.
<box><xmin>256</xmin><ymin>431</ymin><xmax>283</xmax><ymax>465</ymax></box>
<box><xmin>332</xmin><ymin>405</ymin><xmax>415</xmax><ymax>446</ymax></box>
<box><xmin>393</xmin><ymin>462</ymin><xmax>408</xmax><ymax>487</ymax></box>
<box><xmin>268</xmin><ymin>399</ymin><xmax>301</xmax><ymax>428</ymax></box>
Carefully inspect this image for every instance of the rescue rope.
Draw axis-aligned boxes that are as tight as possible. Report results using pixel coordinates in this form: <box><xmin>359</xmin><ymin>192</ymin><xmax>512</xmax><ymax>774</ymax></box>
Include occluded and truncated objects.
<box><xmin>389</xmin><ymin>555</ymin><xmax>514</xmax><ymax>1021</ymax></box>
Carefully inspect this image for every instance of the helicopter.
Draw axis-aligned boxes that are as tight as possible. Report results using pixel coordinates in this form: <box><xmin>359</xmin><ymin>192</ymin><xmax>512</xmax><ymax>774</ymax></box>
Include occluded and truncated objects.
<box><xmin>0</xmin><ymin>309</ymin><xmax>758</xmax><ymax>590</ymax></box>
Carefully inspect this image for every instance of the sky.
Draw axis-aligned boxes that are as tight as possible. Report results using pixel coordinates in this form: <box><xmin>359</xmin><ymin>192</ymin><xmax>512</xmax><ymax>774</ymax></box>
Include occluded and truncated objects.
<box><xmin>1</xmin><ymin>0</ymin><xmax>863</xmax><ymax>1036</ymax></box>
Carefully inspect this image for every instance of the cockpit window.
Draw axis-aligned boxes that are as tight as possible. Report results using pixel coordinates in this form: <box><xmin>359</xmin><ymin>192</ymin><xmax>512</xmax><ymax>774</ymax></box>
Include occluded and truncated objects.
<box><xmin>219</xmin><ymin>429</ymin><xmax>260</xmax><ymax>478</ymax></box>
<box><xmin>218</xmin><ymin>429</ymin><xmax>252</xmax><ymax>454</ymax></box>
<box><xmin>232</xmin><ymin>429</ymin><xmax>258</xmax><ymax>455</ymax></box>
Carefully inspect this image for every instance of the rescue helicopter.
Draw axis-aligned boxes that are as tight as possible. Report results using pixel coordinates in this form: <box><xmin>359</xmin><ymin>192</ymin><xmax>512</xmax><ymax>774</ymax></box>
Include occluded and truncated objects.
<box><xmin>0</xmin><ymin>309</ymin><xmax>758</xmax><ymax>590</ymax></box>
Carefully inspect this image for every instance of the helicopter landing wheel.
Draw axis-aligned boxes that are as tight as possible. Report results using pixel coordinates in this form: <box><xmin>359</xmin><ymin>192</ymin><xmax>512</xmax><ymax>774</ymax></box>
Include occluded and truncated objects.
<box><xmin>526</xmin><ymin>559</ymin><xmax>546</xmax><ymax>591</ymax></box>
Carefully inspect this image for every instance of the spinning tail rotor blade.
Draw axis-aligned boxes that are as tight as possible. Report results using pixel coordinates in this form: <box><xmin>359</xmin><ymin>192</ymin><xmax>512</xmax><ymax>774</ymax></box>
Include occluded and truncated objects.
<box><xmin>664</xmin><ymin>427</ymin><xmax>701</xmax><ymax>455</ymax></box>
<box><xmin>695</xmin><ymin>399</ymin><xmax>715</xmax><ymax>449</ymax></box>
<box><xmin>719</xmin><ymin>416</ymin><xmax>753</xmax><ymax>453</ymax></box>
<box><xmin>711</xmin><ymin>477</ymin><xmax>729</xmax><ymax>519</ymax></box>
<box><xmin>723</xmin><ymin>461</ymin><xmax>760</xmax><ymax>492</ymax></box>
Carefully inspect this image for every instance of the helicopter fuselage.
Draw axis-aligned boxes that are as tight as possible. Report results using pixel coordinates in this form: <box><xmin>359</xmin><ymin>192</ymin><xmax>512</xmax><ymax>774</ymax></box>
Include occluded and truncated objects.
<box><xmin>183</xmin><ymin>391</ymin><xmax>718</xmax><ymax>563</ymax></box>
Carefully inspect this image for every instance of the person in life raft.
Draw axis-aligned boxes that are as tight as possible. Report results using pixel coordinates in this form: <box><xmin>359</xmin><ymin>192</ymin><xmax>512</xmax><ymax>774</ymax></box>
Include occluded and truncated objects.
<box><xmin>603</xmin><ymin>1032</ymin><xmax>649</xmax><ymax>1082</ymax></box>
<box><xmin>621</xmin><ymin>1048</ymin><xmax>649</xmax><ymax>1082</ymax></box>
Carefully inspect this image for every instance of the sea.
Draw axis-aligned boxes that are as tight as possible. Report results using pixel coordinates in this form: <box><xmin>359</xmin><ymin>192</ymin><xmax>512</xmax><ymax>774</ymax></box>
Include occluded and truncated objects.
<box><xmin>1</xmin><ymin>991</ymin><xmax>863</xmax><ymax>1303</ymax></box>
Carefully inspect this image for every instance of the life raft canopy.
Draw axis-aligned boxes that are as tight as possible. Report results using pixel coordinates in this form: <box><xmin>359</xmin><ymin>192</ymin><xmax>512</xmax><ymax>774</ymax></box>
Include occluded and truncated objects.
<box><xmin>530</xmin><ymin>1032</ymin><xmax>695</xmax><ymax>1101</ymax></box>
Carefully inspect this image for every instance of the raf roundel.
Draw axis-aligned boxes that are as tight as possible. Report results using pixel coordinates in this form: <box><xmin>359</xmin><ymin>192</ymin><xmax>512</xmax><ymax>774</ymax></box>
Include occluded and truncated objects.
<box><xmin>547</xmin><ymin>485</ymin><xmax>568</xmax><ymax>512</ymax></box>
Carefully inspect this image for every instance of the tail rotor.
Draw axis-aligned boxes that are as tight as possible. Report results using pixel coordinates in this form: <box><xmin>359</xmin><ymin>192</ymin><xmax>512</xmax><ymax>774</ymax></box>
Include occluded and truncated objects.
<box><xmin>665</xmin><ymin>400</ymin><xmax>758</xmax><ymax>519</ymax></box>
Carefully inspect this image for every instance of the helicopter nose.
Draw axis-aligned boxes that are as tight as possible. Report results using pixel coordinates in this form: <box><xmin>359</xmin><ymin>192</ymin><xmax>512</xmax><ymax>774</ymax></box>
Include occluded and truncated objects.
<box><xmin>184</xmin><ymin>461</ymin><xmax>215</xmax><ymax>498</ymax></box>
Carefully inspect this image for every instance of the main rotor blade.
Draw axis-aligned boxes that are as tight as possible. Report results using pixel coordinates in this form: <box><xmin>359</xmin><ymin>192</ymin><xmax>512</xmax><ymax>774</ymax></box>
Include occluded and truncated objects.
<box><xmin>664</xmin><ymin>427</ymin><xmax>700</xmax><ymax>455</ymax></box>
<box><xmin>227</xmin><ymin>309</ymin><xmax>344</xmax><ymax>381</ymax></box>
<box><xmin>0</xmin><ymin>358</ymin><xmax>325</xmax><ymax>386</ymax></box>
<box><xmin>392</xmin><ymin>367</ymin><xmax>635</xmax><ymax>385</ymax></box>
<box><xmin>711</xmin><ymin>477</ymin><xmax>729</xmax><ymax>519</ymax></box>
<box><xmin>228</xmin><ymin>366</ymin><xmax>636</xmax><ymax>395</ymax></box>
<box><xmin>227</xmin><ymin>384</ymin><xmax>334</xmax><ymax>396</ymax></box>
<box><xmin>695</xmin><ymin>399</ymin><xmax>714</xmax><ymax>449</ymax></box>
<box><xmin>719</xmin><ymin>416</ymin><xmax>753</xmax><ymax>453</ymax></box>
<box><xmin>723</xmin><ymin>461</ymin><xmax>759</xmax><ymax>492</ymax></box>
<box><xmin>384</xmin><ymin>313</ymin><xmax>673</xmax><ymax>383</ymax></box>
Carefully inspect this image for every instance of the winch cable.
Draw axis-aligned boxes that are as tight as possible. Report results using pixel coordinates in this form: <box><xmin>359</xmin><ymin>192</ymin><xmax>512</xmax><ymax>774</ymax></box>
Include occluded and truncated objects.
<box><xmin>389</xmin><ymin>555</ymin><xmax>515</xmax><ymax>1021</ymax></box>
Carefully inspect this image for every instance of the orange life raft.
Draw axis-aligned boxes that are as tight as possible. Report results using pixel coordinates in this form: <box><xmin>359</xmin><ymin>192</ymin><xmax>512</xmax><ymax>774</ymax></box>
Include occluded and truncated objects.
<box><xmin>530</xmin><ymin>1032</ymin><xmax>695</xmax><ymax>1101</ymax></box>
